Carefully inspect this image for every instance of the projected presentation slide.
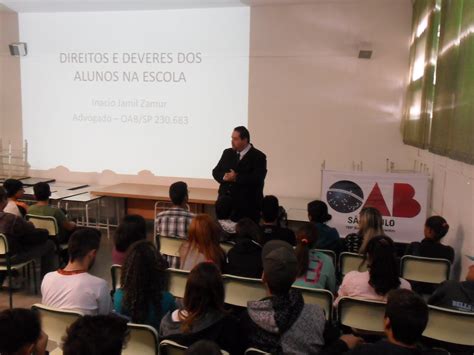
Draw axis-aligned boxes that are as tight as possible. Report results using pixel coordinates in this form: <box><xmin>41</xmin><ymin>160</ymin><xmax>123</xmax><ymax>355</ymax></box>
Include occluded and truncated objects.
<box><xmin>19</xmin><ymin>7</ymin><xmax>250</xmax><ymax>179</ymax></box>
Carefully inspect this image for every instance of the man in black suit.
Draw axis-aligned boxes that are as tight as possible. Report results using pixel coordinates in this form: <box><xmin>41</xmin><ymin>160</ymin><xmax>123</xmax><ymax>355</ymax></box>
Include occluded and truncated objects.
<box><xmin>212</xmin><ymin>126</ymin><xmax>267</xmax><ymax>222</ymax></box>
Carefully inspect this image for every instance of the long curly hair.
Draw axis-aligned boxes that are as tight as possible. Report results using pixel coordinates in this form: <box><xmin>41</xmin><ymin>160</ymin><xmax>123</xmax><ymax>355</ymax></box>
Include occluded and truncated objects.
<box><xmin>120</xmin><ymin>240</ymin><xmax>168</xmax><ymax>323</ymax></box>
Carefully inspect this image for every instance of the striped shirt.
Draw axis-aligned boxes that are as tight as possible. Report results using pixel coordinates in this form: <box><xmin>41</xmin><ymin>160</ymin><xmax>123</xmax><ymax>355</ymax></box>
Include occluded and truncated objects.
<box><xmin>155</xmin><ymin>207</ymin><xmax>195</xmax><ymax>239</ymax></box>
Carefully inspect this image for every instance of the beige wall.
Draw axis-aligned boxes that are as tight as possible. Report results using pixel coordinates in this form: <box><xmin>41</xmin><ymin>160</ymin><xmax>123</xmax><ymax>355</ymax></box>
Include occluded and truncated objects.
<box><xmin>0</xmin><ymin>8</ymin><xmax>23</xmax><ymax>149</ymax></box>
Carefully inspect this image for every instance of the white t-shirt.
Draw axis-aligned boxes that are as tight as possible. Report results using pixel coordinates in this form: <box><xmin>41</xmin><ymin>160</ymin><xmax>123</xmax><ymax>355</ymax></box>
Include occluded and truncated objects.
<box><xmin>41</xmin><ymin>271</ymin><xmax>112</xmax><ymax>315</ymax></box>
<box><xmin>3</xmin><ymin>200</ymin><xmax>22</xmax><ymax>217</ymax></box>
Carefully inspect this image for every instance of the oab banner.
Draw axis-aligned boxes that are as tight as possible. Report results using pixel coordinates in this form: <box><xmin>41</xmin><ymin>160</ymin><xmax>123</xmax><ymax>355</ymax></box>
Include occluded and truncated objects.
<box><xmin>321</xmin><ymin>170</ymin><xmax>430</xmax><ymax>243</ymax></box>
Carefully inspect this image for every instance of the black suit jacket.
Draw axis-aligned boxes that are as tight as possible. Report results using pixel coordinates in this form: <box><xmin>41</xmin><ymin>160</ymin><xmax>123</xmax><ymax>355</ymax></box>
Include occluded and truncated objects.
<box><xmin>212</xmin><ymin>145</ymin><xmax>267</xmax><ymax>221</ymax></box>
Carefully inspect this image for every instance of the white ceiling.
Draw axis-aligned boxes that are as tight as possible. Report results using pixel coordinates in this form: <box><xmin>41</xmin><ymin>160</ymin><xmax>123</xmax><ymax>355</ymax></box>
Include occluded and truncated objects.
<box><xmin>0</xmin><ymin>0</ymin><xmax>397</xmax><ymax>13</ymax></box>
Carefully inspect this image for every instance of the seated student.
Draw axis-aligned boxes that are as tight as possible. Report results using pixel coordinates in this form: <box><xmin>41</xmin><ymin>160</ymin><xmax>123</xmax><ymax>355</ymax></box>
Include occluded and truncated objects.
<box><xmin>114</xmin><ymin>240</ymin><xmax>176</xmax><ymax>330</ymax></box>
<box><xmin>112</xmin><ymin>214</ymin><xmax>147</xmax><ymax>265</ymax></box>
<box><xmin>344</xmin><ymin>207</ymin><xmax>384</xmax><ymax>254</ymax></box>
<box><xmin>2</xmin><ymin>179</ymin><xmax>29</xmax><ymax>217</ymax></box>
<box><xmin>0</xmin><ymin>187</ymin><xmax>56</xmax><ymax>285</ymax></box>
<box><xmin>28</xmin><ymin>182</ymin><xmax>76</xmax><ymax>244</ymax></box>
<box><xmin>155</xmin><ymin>181</ymin><xmax>195</xmax><ymax>239</ymax></box>
<box><xmin>405</xmin><ymin>216</ymin><xmax>455</xmax><ymax>295</ymax></box>
<box><xmin>159</xmin><ymin>262</ymin><xmax>244</xmax><ymax>354</ymax></box>
<box><xmin>322</xmin><ymin>289</ymin><xmax>448</xmax><ymax>355</ymax></box>
<box><xmin>225</xmin><ymin>218</ymin><xmax>263</xmax><ymax>278</ymax></box>
<box><xmin>425</xmin><ymin>258</ymin><xmax>474</xmax><ymax>355</ymax></box>
<box><xmin>293</xmin><ymin>223</ymin><xmax>336</xmax><ymax>293</ymax></box>
<box><xmin>308</xmin><ymin>200</ymin><xmax>341</xmax><ymax>252</ymax></box>
<box><xmin>260</xmin><ymin>195</ymin><xmax>296</xmax><ymax>246</ymax></box>
<box><xmin>335</xmin><ymin>235</ymin><xmax>411</xmax><ymax>305</ymax></box>
<box><xmin>62</xmin><ymin>314</ymin><xmax>129</xmax><ymax>355</ymax></box>
<box><xmin>179</xmin><ymin>214</ymin><xmax>226</xmax><ymax>271</ymax></box>
<box><xmin>0</xmin><ymin>308</ymin><xmax>48</xmax><ymax>355</ymax></box>
<box><xmin>215</xmin><ymin>195</ymin><xmax>237</xmax><ymax>238</ymax></box>
<box><xmin>429</xmin><ymin>260</ymin><xmax>474</xmax><ymax>312</ymax></box>
<box><xmin>406</xmin><ymin>216</ymin><xmax>455</xmax><ymax>262</ymax></box>
<box><xmin>241</xmin><ymin>240</ymin><xmax>327</xmax><ymax>354</ymax></box>
<box><xmin>41</xmin><ymin>228</ymin><xmax>112</xmax><ymax>315</ymax></box>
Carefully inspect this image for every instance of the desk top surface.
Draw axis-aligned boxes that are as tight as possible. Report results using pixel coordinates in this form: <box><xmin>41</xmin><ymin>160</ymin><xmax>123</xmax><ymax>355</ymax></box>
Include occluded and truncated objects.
<box><xmin>91</xmin><ymin>183</ymin><xmax>218</xmax><ymax>204</ymax></box>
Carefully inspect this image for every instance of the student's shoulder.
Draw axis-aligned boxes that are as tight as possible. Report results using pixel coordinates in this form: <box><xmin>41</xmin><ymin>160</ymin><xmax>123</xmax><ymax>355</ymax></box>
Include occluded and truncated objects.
<box><xmin>82</xmin><ymin>273</ymin><xmax>108</xmax><ymax>288</ymax></box>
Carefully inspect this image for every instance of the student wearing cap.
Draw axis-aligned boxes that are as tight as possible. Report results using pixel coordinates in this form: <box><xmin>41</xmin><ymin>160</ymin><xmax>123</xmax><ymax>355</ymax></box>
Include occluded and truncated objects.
<box><xmin>240</xmin><ymin>240</ymin><xmax>327</xmax><ymax>354</ymax></box>
<box><xmin>2</xmin><ymin>179</ymin><xmax>28</xmax><ymax>217</ymax></box>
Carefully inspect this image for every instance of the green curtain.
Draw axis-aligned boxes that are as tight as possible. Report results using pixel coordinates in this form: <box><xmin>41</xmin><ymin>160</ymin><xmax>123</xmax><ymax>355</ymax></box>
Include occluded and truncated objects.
<box><xmin>429</xmin><ymin>0</ymin><xmax>464</xmax><ymax>157</ymax></box>
<box><xmin>446</xmin><ymin>0</ymin><xmax>474</xmax><ymax>163</ymax></box>
<box><xmin>403</xmin><ymin>0</ymin><xmax>441</xmax><ymax>148</ymax></box>
<box><xmin>406</xmin><ymin>0</ymin><xmax>474</xmax><ymax>164</ymax></box>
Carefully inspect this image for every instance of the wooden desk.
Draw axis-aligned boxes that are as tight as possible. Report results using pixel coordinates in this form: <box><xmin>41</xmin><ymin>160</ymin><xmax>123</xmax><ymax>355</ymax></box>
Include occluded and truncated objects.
<box><xmin>91</xmin><ymin>183</ymin><xmax>218</xmax><ymax>219</ymax></box>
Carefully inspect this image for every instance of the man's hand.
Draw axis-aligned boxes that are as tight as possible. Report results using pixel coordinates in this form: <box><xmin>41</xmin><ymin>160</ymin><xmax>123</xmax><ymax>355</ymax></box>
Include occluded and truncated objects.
<box><xmin>223</xmin><ymin>169</ymin><xmax>237</xmax><ymax>182</ymax></box>
<box><xmin>339</xmin><ymin>334</ymin><xmax>364</xmax><ymax>350</ymax></box>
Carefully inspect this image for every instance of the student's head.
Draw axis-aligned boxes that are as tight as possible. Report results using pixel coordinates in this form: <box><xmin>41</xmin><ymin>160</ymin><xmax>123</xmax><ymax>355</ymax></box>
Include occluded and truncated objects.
<box><xmin>215</xmin><ymin>196</ymin><xmax>233</xmax><ymax>220</ymax></box>
<box><xmin>384</xmin><ymin>289</ymin><xmax>428</xmax><ymax>346</ymax></box>
<box><xmin>0</xmin><ymin>308</ymin><xmax>42</xmax><ymax>355</ymax></box>
<box><xmin>262</xmin><ymin>240</ymin><xmax>298</xmax><ymax>296</ymax></box>
<box><xmin>62</xmin><ymin>315</ymin><xmax>129</xmax><ymax>355</ymax></box>
<box><xmin>3</xmin><ymin>179</ymin><xmax>24</xmax><ymax>199</ymax></box>
<box><xmin>235</xmin><ymin>217</ymin><xmax>263</xmax><ymax>244</ymax></box>
<box><xmin>424</xmin><ymin>216</ymin><xmax>449</xmax><ymax>242</ymax></box>
<box><xmin>181</xmin><ymin>262</ymin><xmax>225</xmax><ymax>332</ymax></box>
<box><xmin>295</xmin><ymin>223</ymin><xmax>319</xmax><ymax>277</ymax></box>
<box><xmin>33</xmin><ymin>182</ymin><xmax>51</xmax><ymax>202</ymax></box>
<box><xmin>358</xmin><ymin>207</ymin><xmax>384</xmax><ymax>253</ymax></box>
<box><xmin>188</xmin><ymin>214</ymin><xmax>223</xmax><ymax>265</ymax></box>
<box><xmin>68</xmin><ymin>228</ymin><xmax>101</xmax><ymax>269</ymax></box>
<box><xmin>307</xmin><ymin>200</ymin><xmax>332</xmax><ymax>224</ymax></box>
<box><xmin>169</xmin><ymin>181</ymin><xmax>188</xmax><ymax>206</ymax></box>
<box><xmin>185</xmin><ymin>340</ymin><xmax>222</xmax><ymax>355</ymax></box>
<box><xmin>113</xmin><ymin>214</ymin><xmax>147</xmax><ymax>253</ymax></box>
<box><xmin>0</xmin><ymin>187</ymin><xmax>7</xmax><ymax>210</ymax></box>
<box><xmin>365</xmin><ymin>235</ymin><xmax>400</xmax><ymax>296</ymax></box>
<box><xmin>121</xmin><ymin>240</ymin><xmax>167</xmax><ymax>323</ymax></box>
<box><xmin>261</xmin><ymin>195</ymin><xmax>279</xmax><ymax>223</ymax></box>
<box><xmin>232</xmin><ymin>126</ymin><xmax>250</xmax><ymax>151</ymax></box>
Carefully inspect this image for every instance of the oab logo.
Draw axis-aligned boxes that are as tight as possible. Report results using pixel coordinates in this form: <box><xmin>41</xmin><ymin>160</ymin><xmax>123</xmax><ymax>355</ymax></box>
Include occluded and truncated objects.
<box><xmin>326</xmin><ymin>180</ymin><xmax>421</xmax><ymax>218</ymax></box>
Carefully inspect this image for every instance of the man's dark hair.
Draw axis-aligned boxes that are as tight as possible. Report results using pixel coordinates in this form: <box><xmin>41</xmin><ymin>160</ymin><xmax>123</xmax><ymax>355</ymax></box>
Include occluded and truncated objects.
<box><xmin>169</xmin><ymin>181</ymin><xmax>188</xmax><ymax>206</ymax></box>
<box><xmin>215</xmin><ymin>196</ymin><xmax>233</xmax><ymax>220</ymax></box>
<box><xmin>3</xmin><ymin>179</ymin><xmax>24</xmax><ymax>198</ymax></box>
<box><xmin>185</xmin><ymin>340</ymin><xmax>222</xmax><ymax>355</ymax></box>
<box><xmin>68</xmin><ymin>228</ymin><xmax>101</xmax><ymax>262</ymax></box>
<box><xmin>0</xmin><ymin>187</ymin><xmax>7</xmax><ymax>203</ymax></box>
<box><xmin>33</xmin><ymin>182</ymin><xmax>51</xmax><ymax>201</ymax></box>
<box><xmin>385</xmin><ymin>289</ymin><xmax>429</xmax><ymax>345</ymax></box>
<box><xmin>262</xmin><ymin>195</ymin><xmax>279</xmax><ymax>223</ymax></box>
<box><xmin>233</xmin><ymin>126</ymin><xmax>250</xmax><ymax>143</ymax></box>
<box><xmin>62</xmin><ymin>315</ymin><xmax>129</xmax><ymax>355</ymax></box>
<box><xmin>0</xmin><ymin>308</ymin><xmax>41</xmax><ymax>354</ymax></box>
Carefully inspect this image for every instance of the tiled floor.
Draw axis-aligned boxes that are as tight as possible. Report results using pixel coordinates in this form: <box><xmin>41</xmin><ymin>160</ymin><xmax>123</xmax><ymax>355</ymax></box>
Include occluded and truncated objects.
<box><xmin>0</xmin><ymin>226</ymin><xmax>154</xmax><ymax>311</ymax></box>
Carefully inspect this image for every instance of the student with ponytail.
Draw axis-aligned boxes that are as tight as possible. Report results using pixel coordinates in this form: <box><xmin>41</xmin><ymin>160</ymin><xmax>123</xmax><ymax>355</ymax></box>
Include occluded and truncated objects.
<box><xmin>293</xmin><ymin>223</ymin><xmax>336</xmax><ymax>293</ymax></box>
<box><xmin>406</xmin><ymin>216</ymin><xmax>455</xmax><ymax>263</ymax></box>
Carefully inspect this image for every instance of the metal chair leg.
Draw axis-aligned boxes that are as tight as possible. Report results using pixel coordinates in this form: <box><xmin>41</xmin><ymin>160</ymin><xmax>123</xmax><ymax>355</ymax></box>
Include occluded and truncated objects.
<box><xmin>7</xmin><ymin>263</ymin><xmax>12</xmax><ymax>309</ymax></box>
<box><xmin>32</xmin><ymin>261</ymin><xmax>38</xmax><ymax>295</ymax></box>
